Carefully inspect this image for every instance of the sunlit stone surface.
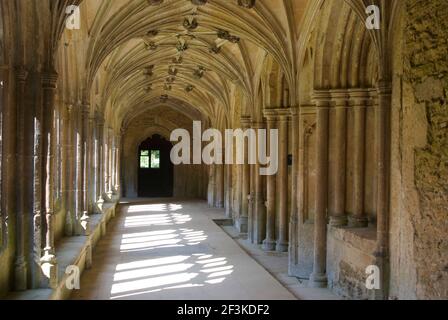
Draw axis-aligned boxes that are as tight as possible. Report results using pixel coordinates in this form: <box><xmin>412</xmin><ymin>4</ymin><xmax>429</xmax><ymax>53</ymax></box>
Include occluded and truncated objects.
<box><xmin>71</xmin><ymin>200</ymin><xmax>296</xmax><ymax>300</ymax></box>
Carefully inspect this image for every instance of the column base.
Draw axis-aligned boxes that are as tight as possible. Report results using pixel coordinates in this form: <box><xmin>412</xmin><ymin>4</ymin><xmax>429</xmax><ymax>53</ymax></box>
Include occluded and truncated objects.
<box><xmin>262</xmin><ymin>240</ymin><xmax>276</xmax><ymax>252</ymax></box>
<box><xmin>106</xmin><ymin>191</ymin><xmax>114</xmax><ymax>201</ymax></box>
<box><xmin>80</xmin><ymin>212</ymin><xmax>91</xmax><ymax>236</ymax></box>
<box><xmin>215</xmin><ymin>201</ymin><xmax>224</xmax><ymax>208</ymax></box>
<box><xmin>96</xmin><ymin>197</ymin><xmax>105</xmax><ymax>213</ymax></box>
<box><xmin>329</xmin><ymin>215</ymin><xmax>348</xmax><ymax>227</ymax></box>
<box><xmin>65</xmin><ymin>211</ymin><xmax>74</xmax><ymax>236</ymax></box>
<box><xmin>348</xmin><ymin>216</ymin><xmax>368</xmax><ymax>228</ymax></box>
<box><xmin>237</xmin><ymin>216</ymin><xmax>248</xmax><ymax>234</ymax></box>
<box><xmin>14</xmin><ymin>259</ymin><xmax>28</xmax><ymax>291</ymax></box>
<box><xmin>40</xmin><ymin>251</ymin><xmax>58</xmax><ymax>289</ymax></box>
<box><xmin>309</xmin><ymin>272</ymin><xmax>328</xmax><ymax>288</ymax></box>
<box><xmin>276</xmin><ymin>241</ymin><xmax>289</xmax><ymax>253</ymax></box>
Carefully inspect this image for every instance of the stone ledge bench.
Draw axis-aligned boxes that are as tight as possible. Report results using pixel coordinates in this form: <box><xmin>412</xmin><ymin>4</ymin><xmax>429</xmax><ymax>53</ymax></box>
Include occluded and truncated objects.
<box><xmin>5</xmin><ymin>202</ymin><xmax>118</xmax><ymax>300</ymax></box>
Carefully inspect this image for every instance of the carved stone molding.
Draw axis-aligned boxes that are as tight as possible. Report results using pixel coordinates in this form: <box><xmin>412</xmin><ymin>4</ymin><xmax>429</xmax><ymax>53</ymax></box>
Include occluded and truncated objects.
<box><xmin>238</xmin><ymin>0</ymin><xmax>256</xmax><ymax>9</ymax></box>
<box><xmin>147</xmin><ymin>0</ymin><xmax>163</xmax><ymax>5</ymax></box>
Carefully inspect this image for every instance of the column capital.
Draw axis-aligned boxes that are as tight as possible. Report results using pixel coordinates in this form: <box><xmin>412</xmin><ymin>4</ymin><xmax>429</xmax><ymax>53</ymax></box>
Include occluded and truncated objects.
<box><xmin>289</xmin><ymin>106</ymin><xmax>299</xmax><ymax>116</ymax></box>
<box><xmin>41</xmin><ymin>71</ymin><xmax>58</xmax><ymax>89</ymax></box>
<box><xmin>82</xmin><ymin>103</ymin><xmax>90</xmax><ymax>115</ymax></box>
<box><xmin>377</xmin><ymin>80</ymin><xmax>392</xmax><ymax>95</ymax></box>
<box><xmin>67</xmin><ymin>103</ymin><xmax>76</xmax><ymax>113</ymax></box>
<box><xmin>240</xmin><ymin>116</ymin><xmax>252</xmax><ymax>128</ymax></box>
<box><xmin>330</xmin><ymin>89</ymin><xmax>349</xmax><ymax>108</ymax></box>
<box><xmin>276</xmin><ymin>108</ymin><xmax>290</xmax><ymax>120</ymax></box>
<box><xmin>263</xmin><ymin>109</ymin><xmax>277</xmax><ymax>121</ymax></box>
<box><xmin>348</xmin><ymin>89</ymin><xmax>370</xmax><ymax>107</ymax></box>
<box><xmin>312</xmin><ymin>90</ymin><xmax>332</xmax><ymax>108</ymax></box>
<box><xmin>15</xmin><ymin>66</ymin><xmax>28</xmax><ymax>83</ymax></box>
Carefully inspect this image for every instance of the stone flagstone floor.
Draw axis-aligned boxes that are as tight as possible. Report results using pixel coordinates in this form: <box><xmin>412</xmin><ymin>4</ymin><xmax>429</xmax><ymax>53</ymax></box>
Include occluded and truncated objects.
<box><xmin>71</xmin><ymin>199</ymin><xmax>296</xmax><ymax>300</ymax></box>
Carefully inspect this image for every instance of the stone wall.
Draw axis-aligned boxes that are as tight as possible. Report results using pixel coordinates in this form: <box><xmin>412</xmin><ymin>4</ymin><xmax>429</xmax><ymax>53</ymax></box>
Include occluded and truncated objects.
<box><xmin>121</xmin><ymin>107</ymin><xmax>207</xmax><ymax>199</ymax></box>
<box><xmin>389</xmin><ymin>0</ymin><xmax>447</xmax><ymax>300</ymax></box>
<box><xmin>403</xmin><ymin>0</ymin><xmax>448</xmax><ymax>299</ymax></box>
<box><xmin>327</xmin><ymin>227</ymin><xmax>377</xmax><ymax>300</ymax></box>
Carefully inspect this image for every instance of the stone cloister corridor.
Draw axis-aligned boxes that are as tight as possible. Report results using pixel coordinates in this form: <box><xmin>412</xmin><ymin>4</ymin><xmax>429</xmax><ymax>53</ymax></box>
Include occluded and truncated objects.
<box><xmin>0</xmin><ymin>0</ymin><xmax>447</xmax><ymax>302</ymax></box>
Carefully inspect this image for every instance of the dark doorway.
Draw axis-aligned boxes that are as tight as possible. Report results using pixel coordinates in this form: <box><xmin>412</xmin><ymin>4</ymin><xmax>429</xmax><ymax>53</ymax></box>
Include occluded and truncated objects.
<box><xmin>138</xmin><ymin>135</ymin><xmax>174</xmax><ymax>197</ymax></box>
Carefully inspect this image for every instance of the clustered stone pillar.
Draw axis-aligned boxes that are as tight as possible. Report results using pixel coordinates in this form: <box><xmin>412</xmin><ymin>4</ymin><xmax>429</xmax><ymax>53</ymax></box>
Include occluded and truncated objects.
<box><xmin>309</xmin><ymin>91</ymin><xmax>330</xmax><ymax>288</ymax></box>
<box><xmin>225</xmin><ymin>164</ymin><xmax>232</xmax><ymax>218</ymax></box>
<box><xmin>248</xmin><ymin>159</ymin><xmax>256</xmax><ymax>241</ymax></box>
<box><xmin>80</xmin><ymin>104</ymin><xmax>90</xmax><ymax>235</ymax></box>
<box><xmin>288</xmin><ymin>107</ymin><xmax>300</xmax><ymax>265</ymax></box>
<box><xmin>253</xmin><ymin>121</ymin><xmax>266</xmax><ymax>245</ymax></box>
<box><xmin>40</xmin><ymin>70</ymin><xmax>58</xmax><ymax>289</ymax></box>
<box><xmin>32</xmin><ymin>72</ymin><xmax>44</xmax><ymax>288</ymax></box>
<box><xmin>88</xmin><ymin>112</ymin><xmax>97</xmax><ymax>213</ymax></box>
<box><xmin>374</xmin><ymin>81</ymin><xmax>392</xmax><ymax>299</ymax></box>
<box><xmin>350</xmin><ymin>90</ymin><xmax>369</xmax><ymax>227</ymax></box>
<box><xmin>14</xmin><ymin>67</ymin><xmax>28</xmax><ymax>291</ymax></box>
<box><xmin>215</xmin><ymin>163</ymin><xmax>224</xmax><ymax>208</ymax></box>
<box><xmin>329</xmin><ymin>90</ymin><xmax>348</xmax><ymax>227</ymax></box>
<box><xmin>111</xmin><ymin>133</ymin><xmax>117</xmax><ymax>197</ymax></box>
<box><xmin>65</xmin><ymin>104</ymin><xmax>75</xmax><ymax>235</ymax></box>
<box><xmin>238</xmin><ymin>116</ymin><xmax>251</xmax><ymax>233</ymax></box>
<box><xmin>96</xmin><ymin>113</ymin><xmax>105</xmax><ymax>211</ymax></box>
<box><xmin>114</xmin><ymin>133</ymin><xmax>122</xmax><ymax>195</ymax></box>
<box><xmin>234</xmin><ymin>163</ymin><xmax>242</xmax><ymax>220</ymax></box>
<box><xmin>263</xmin><ymin>112</ymin><xmax>277</xmax><ymax>251</ymax></box>
<box><xmin>276</xmin><ymin>111</ymin><xmax>289</xmax><ymax>252</ymax></box>
<box><xmin>75</xmin><ymin>106</ymin><xmax>83</xmax><ymax>235</ymax></box>
<box><xmin>208</xmin><ymin>164</ymin><xmax>215</xmax><ymax>207</ymax></box>
<box><xmin>107</xmin><ymin>128</ymin><xmax>114</xmax><ymax>199</ymax></box>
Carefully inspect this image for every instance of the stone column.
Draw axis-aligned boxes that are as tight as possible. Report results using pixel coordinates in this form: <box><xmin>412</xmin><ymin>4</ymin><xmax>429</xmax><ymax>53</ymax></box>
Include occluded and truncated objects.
<box><xmin>329</xmin><ymin>90</ymin><xmax>348</xmax><ymax>226</ymax></box>
<box><xmin>60</xmin><ymin>104</ymin><xmax>69</xmax><ymax>229</ymax></box>
<box><xmin>80</xmin><ymin>104</ymin><xmax>90</xmax><ymax>235</ymax></box>
<box><xmin>215</xmin><ymin>164</ymin><xmax>224</xmax><ymax>208</ymax></box>
<box><xmin>111</xmin><ymin>135</ymin><xmax>116</xmax><ymax>195</ymax></box>
<box><xmin>65</xmin><ymin>104</ymin><xmax>75</xmax><ymax>234</ymax></box>
<box><xmin>102</xmin><ymin>128</ymin><xmax>110</xmax><ymax>201</ymax></box>
<box><xmin>75</xmin><ymin>106</ymin><xmax>83</xmax><ymax>235</ymax></box>
<box><xmin>88</xmin><ymin>112</ymin><xmax>97</xmax><ymax>213</ymax></box>
<box><xmin>374</xmin><ymin>81</ymin><xmax>392</xmax><ymax>299</ymax></box>
<box><xmin>208</xmin><ymin>164</ymin><xmax>215</xmax><ymax>207</ymax></box>
<box><xmin>276</xmin><ymin>111</ymin><xmax>289</xmax><ymax>252</ymax></box>
<box><xmin>234</xmin><ymin>164</ymin><xmax>242</xmax><ymax>220</ymax></box>
<box><xmin>114</xmin><ymin>133</ymin><xmax>122</xmax><ymax>195</ymax></box>
<box><xmin>225</xmin><ymin>164</ymin><xmax>232</xmax><ymax>218</ymax></box>
<box><xmin>40</xmin><ymin>70</ymin><xmax>58</xmax><ymax>289</ymax></box>
<box><xmin>0</xmin><ymin>68</ymin><xmax>3</xmax><ymax>252</ymax></box>
<box><xmin>288</xmin><ymin>107</ymin><xmax>300</xmax><ymax>264</ymax></box>
<box><xmin>96</xmin><ymin>113</ymin><xmax>105</xmax><ymax>211</ymax></box>
<box><xmin>349</xmin><ymin>90</ymin><xmax>369</xmax><ymax>227</ymax></box>
<box><xmin>248</xmin><ymin>162</ymin><xmax>255</xmax><ymax>242</ymax></box>
<box><xmin>263</xmin><ymin>112</ymin><xmax>277</xmax><ymax>251</ymax></box>
<box><xmin>32</xmin><ymin>79</ymin><xmax>44</xmax><ymax>288</ymax></box>
<box><xmin>253</xmin><ymin>121</ymin><xmax>266</xmax><ymax>245</ymax></box>
<box><xmin>238</xmin><ymin>116</ymin><xmax>251</xmax><ymax>233</ymax></box>
<box><xmin>106</xmin><ymin>129</ymin><xmax>114</xmax><ymax>199</ymax></box>
<box><xmin>14</xmin><ymin>67</ymin><xmax>28</xmax><ymax>291</ymax></box>
<box><xmin>309</xmin><ymin>91</ymin><xmax>330</xmax><ymax>288</ymax></box>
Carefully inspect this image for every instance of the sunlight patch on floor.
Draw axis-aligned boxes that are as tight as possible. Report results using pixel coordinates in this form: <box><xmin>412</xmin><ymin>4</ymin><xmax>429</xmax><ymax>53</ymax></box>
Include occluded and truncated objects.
<box><xmin>110</xmin><ymin>202</ymin><xmax>234</xmax><ymax>299</ymax></box>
